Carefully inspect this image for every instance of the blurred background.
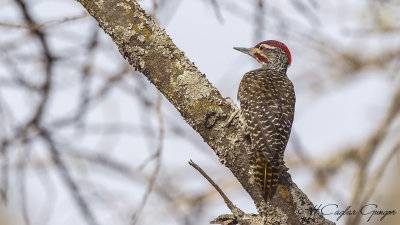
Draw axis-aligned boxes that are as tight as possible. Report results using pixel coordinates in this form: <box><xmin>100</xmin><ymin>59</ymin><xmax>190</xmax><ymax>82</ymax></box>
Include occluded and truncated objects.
<box><xmin>0</xmin><ymin>0</ymin><xmax>399</xmax><ymax>224</ymax></box>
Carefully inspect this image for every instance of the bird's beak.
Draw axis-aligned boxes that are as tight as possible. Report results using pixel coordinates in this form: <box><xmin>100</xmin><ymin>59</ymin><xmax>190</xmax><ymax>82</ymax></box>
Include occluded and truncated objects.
<box><xmin>233</xmin><ymin>47</ymin><xmax>255</xmax><ymax>56</ymax></box>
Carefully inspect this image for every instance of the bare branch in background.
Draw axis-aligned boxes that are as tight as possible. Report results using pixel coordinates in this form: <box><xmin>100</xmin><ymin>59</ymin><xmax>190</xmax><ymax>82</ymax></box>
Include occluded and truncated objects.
<box><xmin>42</xmin><ymin>129</ymin><xmax>99</xmax><ymax>225</ymax></box>
<box><xmin>0</xmin><ymin>13</ymin><xmax>88</xmax><ymax>30</ymax></box>
<box><xmin>253</xmin><ymin>0</ymin><xmax>264</xmax><ymax>42</ymax></box>
<box><xmin>131</xmin><ymin>92</ymin><xmax>164</xmax><ymax>225</ymax></box>
<box><xmin>210</xmin><ymin>0</ymin><xmax>224</xmax><ymax>23</ymax></box>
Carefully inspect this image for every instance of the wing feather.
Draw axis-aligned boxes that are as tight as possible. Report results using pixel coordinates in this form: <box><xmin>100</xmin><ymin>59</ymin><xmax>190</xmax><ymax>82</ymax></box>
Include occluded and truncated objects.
<box><xmin>238</xmin><ymin>69</ymin><xmax>295</xmax><ymax>199</ymax></box>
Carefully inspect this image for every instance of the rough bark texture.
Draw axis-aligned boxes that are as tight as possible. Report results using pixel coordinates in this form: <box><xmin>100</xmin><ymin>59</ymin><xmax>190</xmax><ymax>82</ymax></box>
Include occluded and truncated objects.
<box><xmin>76</xmin><ymin>1</ymin><xmax>335</xmax><ymax>224</ymax></box>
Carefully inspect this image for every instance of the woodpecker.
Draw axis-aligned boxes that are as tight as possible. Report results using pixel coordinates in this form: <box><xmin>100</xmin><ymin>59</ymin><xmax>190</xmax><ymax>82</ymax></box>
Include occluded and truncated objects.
<box><xmin>235</xmin><ymin>40</ymin><xmax>295</xmax><ymax>201</ymax></box>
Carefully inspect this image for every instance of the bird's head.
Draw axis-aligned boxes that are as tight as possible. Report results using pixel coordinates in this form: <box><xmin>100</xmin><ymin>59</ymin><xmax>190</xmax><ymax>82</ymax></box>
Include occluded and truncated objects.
<box><xmin>234</xmin><ymin>40</ymin><xmax>291</xmax><ymax>72</ymax></box>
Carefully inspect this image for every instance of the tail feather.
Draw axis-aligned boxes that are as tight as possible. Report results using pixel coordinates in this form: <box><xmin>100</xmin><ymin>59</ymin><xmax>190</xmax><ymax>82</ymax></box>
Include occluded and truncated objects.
<box><xmin>263</xmin><ymin>162</ymin><xmax>279</xmax><ymax>200</ymax></box>
<box><xmin>253</xmin><ymin>151</ymin><xmax>280</xmax><ymax>201</ymax></box>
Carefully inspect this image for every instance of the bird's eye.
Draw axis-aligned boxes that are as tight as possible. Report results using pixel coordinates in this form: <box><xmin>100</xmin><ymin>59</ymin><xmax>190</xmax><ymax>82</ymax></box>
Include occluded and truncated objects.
<box><xmin>259</xmin><ymin>46</ymin><xmax>265</xmax><ymax>50</ymax></box>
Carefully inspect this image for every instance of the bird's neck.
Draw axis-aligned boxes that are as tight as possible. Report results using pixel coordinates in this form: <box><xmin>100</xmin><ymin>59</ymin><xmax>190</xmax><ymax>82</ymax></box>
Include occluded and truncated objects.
<box><xmin>260</xmin><ymin>62</ymin><xmax>288</xmax><ymax>74</ymax></box>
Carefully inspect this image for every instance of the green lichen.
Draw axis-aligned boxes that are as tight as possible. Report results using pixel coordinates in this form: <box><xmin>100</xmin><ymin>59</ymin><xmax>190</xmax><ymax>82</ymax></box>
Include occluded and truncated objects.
<box><xmin>191</xmin><ymin>98</ymin><xmax>217</xmax><ymax>120</ymax></box>
<box><xmin>278</xmin><ymin>184</ymin><xmax>291</xmax><ymax>202</ymax></box>
<box><xmin>133</xmin><ymin>23</ymin><xmax>150</xmax><ymax>42</ymax></box>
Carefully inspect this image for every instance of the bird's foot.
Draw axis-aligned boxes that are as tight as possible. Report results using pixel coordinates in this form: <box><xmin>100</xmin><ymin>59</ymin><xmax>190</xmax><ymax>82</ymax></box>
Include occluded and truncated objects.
<box><xmin>238</xmin><ymin>112</ymin><xmax>249</xmax><ymax>136</ymax></box>
<box><xmin>223</xmin><ymin>98</ymin><xmax>249</xmax><ymax>136</ymax></box>
<box><xmin>223</xmin><ymin>97</ymin><xmax>240</xmax><ymax>127</ymax></box>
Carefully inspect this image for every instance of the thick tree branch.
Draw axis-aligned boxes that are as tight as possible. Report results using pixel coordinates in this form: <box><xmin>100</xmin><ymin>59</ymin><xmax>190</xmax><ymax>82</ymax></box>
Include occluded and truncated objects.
<box><xmin>76</xmin><ymin>1</ymin><xmax>334</xmax><ymax>224</ymax></box>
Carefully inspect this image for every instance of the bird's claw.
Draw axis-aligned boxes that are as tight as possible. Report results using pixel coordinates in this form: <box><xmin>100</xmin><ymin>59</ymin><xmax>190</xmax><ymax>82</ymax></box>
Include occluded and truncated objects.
<box><xmin>238</xmin><ymin>112</ymin><xmax>250</xmax><ymax>136</ymax></box>
<box><xmin>223</xmin><ymin>98</ymin><xmax>240</xmax><ymax>127</ymax></box>
<box><xmin>223</xmin><ymin>98</ymin><xmax>249</xmax><ymax>136</ymax></box>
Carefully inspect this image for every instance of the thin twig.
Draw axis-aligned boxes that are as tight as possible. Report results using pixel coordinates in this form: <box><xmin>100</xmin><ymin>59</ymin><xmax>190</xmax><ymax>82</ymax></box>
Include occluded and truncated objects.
<box><xmin>346</xmin><ymin>85</ymin><xmax>400</xmax><ymax>225</ymax></box>
<box><xmin>360</xmin><ymin>141</ymin><xmax>400</xmax><ymax>205</ymax></box>
<box><xmin>15</xmin><ymin>0</ymin><xmax>53</xmax><ymax>125</ymax></box>
<box><xmin>210</xmin><ymin>0</ymin><xmax>224</xmax><ymax>23</ymax></box>
<box><xmin>18</xmin><ymin>146</ymin><xmax>30</xmax><ymax>225</ymax></box>
<box><xmin>253</xmin><ymin>0</ymin><xmax>264</xmax><ymax>42</ymax></box>
<box><xmin>346</xmin><ymin>141</ymin><xmax>400</xmax><ymax>225</ymax></box>
<box><xmin>188</xmin><ymin>160</ymin><xmax>244</xmax><ymax>216</ymax></box>
<box><xmin>41</xmin><ymin>130</ymin><xmax>99</xmax><ymax>225</ymax></box>
<box><xmin>75</xmin><ymin>27</ymin><xmax>99</xmax><ymax>126</ymax></box>
<box><xmin>130</xmin><ymin>92</ymin><xmax>164</xmax><ymax>225</ymax></box>
<box><xmin>0</xmin><ymin>13</ymin><xmax>87</xmax><ymax>30</ymax></box>
<box><xmin>0</xmin><ymin>139</ymin><xmax>10</xmax><ymax>203</ymax></box>
<box><xmin>35</xmin><ymin>167</ymin><xmax>57</xmax><ymax>225</ymax></box>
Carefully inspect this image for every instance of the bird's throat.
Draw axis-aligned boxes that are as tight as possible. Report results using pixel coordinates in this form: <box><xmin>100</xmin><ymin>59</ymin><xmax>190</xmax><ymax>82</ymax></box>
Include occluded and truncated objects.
<box><xmin>261</xmin><ymin>61</ymin><xmax>288</xmax><ymax>73</ymax></box>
